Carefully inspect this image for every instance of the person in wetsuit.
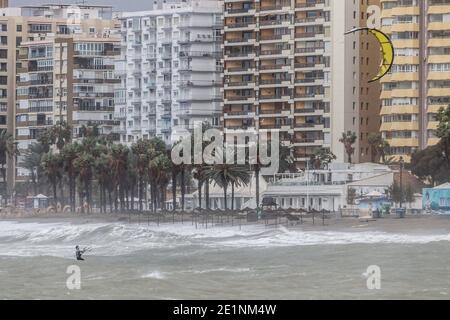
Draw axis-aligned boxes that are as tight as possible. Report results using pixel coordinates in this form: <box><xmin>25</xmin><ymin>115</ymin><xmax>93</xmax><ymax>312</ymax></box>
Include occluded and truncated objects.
<box><xmin>75</xmin><ymin>246</ymin><xmax>85</xmax><ymax>261</ymax></box>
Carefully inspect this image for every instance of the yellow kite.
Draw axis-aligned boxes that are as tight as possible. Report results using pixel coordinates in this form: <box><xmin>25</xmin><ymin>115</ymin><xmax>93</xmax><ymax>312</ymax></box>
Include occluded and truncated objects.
<box><xmin>345</xmin><ymin>27</ymin><xmax>394</xmax><ymax>83</ymax></box>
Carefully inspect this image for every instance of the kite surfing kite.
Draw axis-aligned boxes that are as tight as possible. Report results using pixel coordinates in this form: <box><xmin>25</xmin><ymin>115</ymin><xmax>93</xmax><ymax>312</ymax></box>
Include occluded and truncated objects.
<box><xmin>345</xmin><ymin>27</ymin><xmax>394</xmax><ymax>83</ymax></box>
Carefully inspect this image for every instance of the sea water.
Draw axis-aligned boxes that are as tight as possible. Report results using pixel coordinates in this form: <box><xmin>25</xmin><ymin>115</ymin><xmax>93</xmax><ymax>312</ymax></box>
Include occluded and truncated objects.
<box><xmin>0</xmin><ymin>220</ymin><xmax>449</xmax><ymax>299</ymax></box>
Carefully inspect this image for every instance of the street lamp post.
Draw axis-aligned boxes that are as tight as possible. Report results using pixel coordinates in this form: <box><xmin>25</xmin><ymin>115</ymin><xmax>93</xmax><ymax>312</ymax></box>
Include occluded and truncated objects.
<box><xmin>399</xmin><ymin>156</ymin><xmax>404</xmax><ymax>209</ymax></box>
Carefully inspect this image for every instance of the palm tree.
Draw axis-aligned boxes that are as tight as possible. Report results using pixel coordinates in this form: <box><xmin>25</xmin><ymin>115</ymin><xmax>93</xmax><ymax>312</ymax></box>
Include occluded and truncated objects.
<box><xmin>21</xmin><ymin>142</ymin><xmax>46</xmax><ymax>196</ymax></box>
<box><xmin>231</xmin><ymin>166</ymin><xmax>251</xmax><ymax>210</ymax></box>
<box><xmin>170</xmin><ymin>162</ymin><xmax>179</xmax><ymax>212</ymax></box>
<box><xmin>192</xmin><ymin>166</ymin><xmax>205</xmax><ymax>209</ymax></box>
<box><xmin>249</xmin><ymin>141</ymin><xmax>295</xmax><ymax>209</ymax></box>
<box><xmin>94</xmin><ymin>152</ymin><xmax>112</xmax><ymax>214</ymax></box>
<box><xmin>367</xmin><ymin>133</ymin><xmax>390</xmax><ymax>164</ymax></box>
<box><xmin>203</xmin><ymin>164</ymin><xmax>250</xmax><ymax>210</ymax></box>
<box><xmin>367</xmin><ymin>133</ymin><xmax>382</xmax><ymax>163</ymax></box>
<box><xmin>0</xmin><ymin>130</ymin><xmax>19</xmax><ymax>206</ymax></box>
<box><xmin>73</xmin><ymin>152</ymin><xmax>94</xmax><ymax>213</ymax></box>
<box><xmin>41</xmin><ymin>151</ymin><xmax>62</xmax><ymax>206</ymax></box>
<box><xmin>339</xmin><ymin>131</ymin><xmax>357</xmax><ymax>163</ymax></box>
<box><xmin>310</xmin><ymin>147</ymin><xmax>336</xmax><ymax>169</ymax></box>
<box><xmin>379</xmin><ymin>139</ymin><xmax>391</xmax><ymax>164</ymax></box>
<box><xmin>109</xmin><ymin>144</ymin><xmax>129</xmax><ymax>212</ymax></box>
<box><xmin>436</xmin><ymin>105</ymin><xmax>450</xmax><ymax>168</ymax></box>
<box><xmin>131</xmin><ymin>139</ymin><xmax>151</xmax><ymax>212</ymax></box>
<box><xmin>60</xmin><ymin>142</ymin><xmax>82</xmax><ymax>211</ymax></box>
<box><xmin>149</xmin><ymin>152</ymin><xmax>171</xmax><ymax>212</ymax></box>
<box><xmin>126</xmin><ymin>152</ymin><xmax>138</xmax><ymax>212</ymax></box>
<box><xmin>53</xmin><ymin>121</ymin><xmax>72</xmax><ymax>151</ymax></box>
<box><xmin>147</xmin><ymin>137</ymin><xmax>170</xmax><ymax>211</ymax></box>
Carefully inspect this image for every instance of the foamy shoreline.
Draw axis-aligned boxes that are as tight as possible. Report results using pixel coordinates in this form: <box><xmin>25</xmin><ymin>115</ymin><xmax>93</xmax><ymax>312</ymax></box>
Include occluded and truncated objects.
<box><xmin>1</xmin><ymin>211</ymin><xmax>450</xmax><ymax>235</ymax></box>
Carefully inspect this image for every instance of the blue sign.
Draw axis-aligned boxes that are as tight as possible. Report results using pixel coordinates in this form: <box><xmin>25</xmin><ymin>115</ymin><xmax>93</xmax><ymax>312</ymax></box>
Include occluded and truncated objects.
<box><xmin>423</xmin><ymin>188</ymin><xmax>450</xmax><ymax>214</ymax></box>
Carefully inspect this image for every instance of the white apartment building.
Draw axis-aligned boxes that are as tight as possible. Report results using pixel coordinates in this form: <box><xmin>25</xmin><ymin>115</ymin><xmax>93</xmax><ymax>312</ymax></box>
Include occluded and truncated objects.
<box><xmin>115</xmin><ymin>0</ymin><xmax>223</xmax><ymax>145</ymax></box>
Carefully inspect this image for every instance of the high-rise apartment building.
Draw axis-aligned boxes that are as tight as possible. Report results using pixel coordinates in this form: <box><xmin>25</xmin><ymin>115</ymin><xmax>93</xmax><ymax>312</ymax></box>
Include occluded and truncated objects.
<box><xmin>222</xmin><ymin>0</ymin><xmax>381</xmax><ymax>168</ymax></box>
<box><xmin>0</xmin><ymin>4</ymin><xmax>119</xmax><ymax>185</ymax></box>
<box><xmin>359</xmin><ymin>0</ymin><xmax>382</xmax><ymax>163</ymax></box>
<box><xmin>115</xmin><ymin>0</ymin><xmax>223</xmax><ymax>145</ymax></box>
<box><xmin>380</xmin><ymin>0</ymin><xmax>450</xmax><ymax>162</ymax></box>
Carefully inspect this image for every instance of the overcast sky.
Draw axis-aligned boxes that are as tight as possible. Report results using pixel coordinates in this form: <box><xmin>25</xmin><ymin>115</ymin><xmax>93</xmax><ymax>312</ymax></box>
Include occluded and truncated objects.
<box><xmin>10</xmin><ymin>0</ymin><xmax>155</xmax><ymax>11</ymax></box>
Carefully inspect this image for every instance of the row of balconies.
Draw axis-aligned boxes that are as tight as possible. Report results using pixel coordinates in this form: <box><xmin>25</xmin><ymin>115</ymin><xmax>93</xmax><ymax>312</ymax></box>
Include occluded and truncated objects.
<box><xmin>224</xmin><ymin>44</ymin><xmax>325</xmax><ymax>59</ymax></box>
<box><xmin>224</xmin><ymin>32</ymin><xmax>324</xmax><ymax>44</ymax></box>
<box><xmin>224</xmin><ymin>0</ymin><xmax>325</xmax><ymax>15</ymax></box>
<box><xmin>16</xmin><ymin>119</ymin><xmax>53</xmax><ymax>127</ymax></box>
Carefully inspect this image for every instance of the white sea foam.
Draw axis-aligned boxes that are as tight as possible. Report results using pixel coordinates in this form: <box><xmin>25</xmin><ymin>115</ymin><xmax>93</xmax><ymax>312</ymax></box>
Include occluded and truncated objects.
<box><xmin>142</xmin><ymin>271</ymin><xmax>166</xmax><ymax>280</ymax></box>
<box><xmin>0</xmin><ymin>220</ymin><xmax>449</xmax><ymax>258</ymax></box>
<box><xmin>190</xmin><ymin>267</ymin><xmax>251</xmax><ymax>274</ymax></box>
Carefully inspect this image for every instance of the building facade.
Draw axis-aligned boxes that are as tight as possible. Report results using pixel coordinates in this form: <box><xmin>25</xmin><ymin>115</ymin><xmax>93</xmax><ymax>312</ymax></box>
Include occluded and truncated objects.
<box><xmin>380</xmin><ymin>0</ymin><xmax>450</xmax><ymax>162</ymax></box>
<box><xmin>222</xmin><ymin>0</ymin><xmax>382</xmax><ymax>169</ymax></box>
<box><xmin>358</xmin><ymin>0</ymin><xmax>382</xmax><ymax>163</ymax></box>
<box><xmin>0</xmin><ymin>4</ymin><xmax>119</xmax><ymax>184</ymax></box>
<box><xmin>115</xmin><ymin>0</ymin><xmax>223</xmax><ymax>145</ymax></box>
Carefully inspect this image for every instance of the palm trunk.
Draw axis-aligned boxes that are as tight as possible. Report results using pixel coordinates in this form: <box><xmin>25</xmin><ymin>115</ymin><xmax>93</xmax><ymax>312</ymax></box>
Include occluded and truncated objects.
<box><xmin>31</xmin><ymin>170</ymin><xmax>37</xmax><ymax>196</ymax></box>
<box><xmin>172</xmin><ymin>169</ymin><xmax>177</xmax><ymax>211</ymax></box>
<box><xmin>78</xmin><ymin>184</ymin><xmax>84</xmax><ymax>214</ymax></box>
<box><xmin>181</xmin><ymin>168</ymin><xmax>185</xmax><ymax>211</ymax></box>
<box><xmin>131</xmin><ymin>183</ymin><xmax>135</xmax><ymax>211</ymax></box>
<box><xmin>68</xmin><ymin>172</ymin><xmax>74</xmax><ymax>211</ymax></box>
<box><xmin>85</xmin><ymin>179</ymin><xmax>90</xmax><ymax>214</ymax></box>
<box><xmin>152</xmin><ymin>182</ymin><xmax>157</xmax><ymax>212</ymax></box>
<box><xmin>53</xmin><ymin>181</ymin><xmax>57</xmax><ymax>207</ymax></box>
<box><xmin>231</xmin><ymin>182</ymin><xmax>235</xmax><ymax>211</ymax></box>
<box><xmin>139</xmin><ymin>178</ymin><xmax>143</xmax><ymax>212</ymax></box>
<box><xmin>59</xmin><ymin>179</ymin><xmax>64</xmax><ymax>207</ymax></box>
<box><xmin>197</xmin><ymin>179</ymin><xmax>202</xmax><ymax>209</ymax></box>
<box><xmin>99</xmin><ymin>182</ymin><xmax>103</xmax><ymax>214</ymax></box>
<box><xmin>205</xmin><ymin>178</ymin><xmax>209</xmax><ymax>209</ymax></box>
<box><xmin>223</xmin><ymin>183</ymin><xmax>228</xmax><ymax>210</ymax></box>
<box><xmin>1</xmin><ymin>165</ymin><xmax>6</xmax><ymax>207</ymax></box>
<box><xmin>108</xmin><ymin>189</ymin><xmax>113</xmax><ymax>214</ymax></box>
<box><xmin>255</xmin><ymin>167</ymin><xmax>260</xmax><ymax>208</ymax></box>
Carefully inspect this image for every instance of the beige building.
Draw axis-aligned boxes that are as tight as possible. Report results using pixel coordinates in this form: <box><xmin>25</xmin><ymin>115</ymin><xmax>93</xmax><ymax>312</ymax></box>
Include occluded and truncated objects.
<box><xmin>0</xmin><ymin>4</ymin><xmax>118</xmax><ymax>187</ymax></box>
<box><xmin>380</xmin><ymin>0</ymin><xmax>450</xmax><ymax>162</ymax></box>
<box><xmin>222</xmin><ymin>0</ymin><xmax>382</xmax><ymax>168</ymax></box>
<box><xmin>359</xmin><ymin>0</ymin><xmax>382</xmax><ymax>163</ymax></box>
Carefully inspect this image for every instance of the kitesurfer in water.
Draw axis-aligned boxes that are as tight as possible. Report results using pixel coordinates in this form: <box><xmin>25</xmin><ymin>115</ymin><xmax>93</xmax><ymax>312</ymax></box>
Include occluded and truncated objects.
<box><xmin>75</xmin><ymin>245</ymin><xmax>86</xmax><ymax>261</ymax></box>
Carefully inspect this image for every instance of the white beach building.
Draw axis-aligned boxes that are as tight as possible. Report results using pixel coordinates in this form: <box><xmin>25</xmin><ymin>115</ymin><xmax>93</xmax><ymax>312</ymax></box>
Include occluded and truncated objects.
<box><xmin>180</xmin><ymin>174</ymin><xmax>268</xmax><ymax>211</ymax></box>
<box><xmin>115</xmin><ymin>0</ymin><xmax>223</xmax><ymax>146</ymax></box>
<box><xmin>262</xmin><ymin>163</ymin><xmax>395</xmax><ymax>212</ymax></box>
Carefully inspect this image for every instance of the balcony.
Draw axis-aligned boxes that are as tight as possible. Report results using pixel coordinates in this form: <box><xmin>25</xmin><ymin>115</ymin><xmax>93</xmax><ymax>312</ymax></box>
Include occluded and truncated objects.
<box><xmin>225</xmin><ymin>8</ymin><xmax>255</xmax><ymax>15</ymax></box>
<box><xmin>295</xmin><ymin>1</ymin><xmax>325</xmax><ymax>10</ymax></box>
<box><xmin>260</xmin><ymin>1</ymin><xmax>291</xmax><ymax>11</ymax></box>
<box><xmin>260</xmin><ymin>49</ymin><xmax>283</xmax><ymax>56</ymax></box>
<box><xmin>294</xmin><ymin>46</ymin><xmax>325</xmax><ymax>55</ymax></box>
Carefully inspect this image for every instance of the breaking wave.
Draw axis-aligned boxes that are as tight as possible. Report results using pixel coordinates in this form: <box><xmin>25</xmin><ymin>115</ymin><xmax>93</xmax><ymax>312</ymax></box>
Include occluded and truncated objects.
<box><xmin>1</xmin><ymin>220</ymin><xmax>450</xmax><ymax>258</ymax></box>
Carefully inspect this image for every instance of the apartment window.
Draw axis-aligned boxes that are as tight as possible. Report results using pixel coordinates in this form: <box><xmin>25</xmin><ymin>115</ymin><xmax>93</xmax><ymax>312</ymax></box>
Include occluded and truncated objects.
<box><xmin>1</xmin><ymin>24</ymin><xmax>6</xmax><ymax>32</ymax></box>
<box><xmin>16</xmin><ymin>25</ymin><xmax>22</xmax><ymax>32</ymax></box>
